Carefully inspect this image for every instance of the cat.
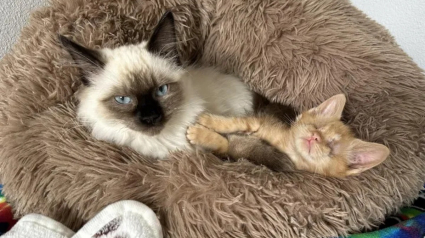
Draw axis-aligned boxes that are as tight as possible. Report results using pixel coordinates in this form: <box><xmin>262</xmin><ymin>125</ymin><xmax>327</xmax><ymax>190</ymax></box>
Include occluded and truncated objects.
<box><xmin>187</xmin><ymin>94</ymin><xmax>390</xmax><ymax>177</ymax></box>
<box><xmin>60</xmin><ymin>11</ymin><xmax>255</xmax><ymax>159</ymax></box>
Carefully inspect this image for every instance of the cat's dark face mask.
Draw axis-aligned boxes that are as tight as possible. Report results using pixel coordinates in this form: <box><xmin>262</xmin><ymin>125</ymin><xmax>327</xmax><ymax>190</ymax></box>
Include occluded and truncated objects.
<box><xmin>101</xmin><ymin>79</ymin><xmax>184</xmax><ymax>136</ymax></box>
<box><xmin>136</xmin><ymin>94</ymin><xmax>164</xmax><ymax>127</ymax></box>
<box><xmin>133</xmin><ymin>82</ymin><xmax>183</xmax><ymax>134</ymax></box>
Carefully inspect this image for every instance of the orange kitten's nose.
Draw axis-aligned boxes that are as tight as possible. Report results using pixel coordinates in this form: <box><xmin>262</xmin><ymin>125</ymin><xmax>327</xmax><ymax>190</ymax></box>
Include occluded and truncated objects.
<box><xmin>305</xmin><ymin>132</ymin><xmax>321</xmax><ymax>154</ymax></box>
<box><xmin>307</xmin><ymin>132</ymin><xmax>321</xmax><ymax>143</ymax></box>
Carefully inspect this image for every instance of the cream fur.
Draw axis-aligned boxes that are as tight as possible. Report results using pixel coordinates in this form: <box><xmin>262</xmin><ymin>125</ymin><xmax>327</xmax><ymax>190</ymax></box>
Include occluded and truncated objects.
<box><xmin>77</xmin><ymin>42</ymin><xmax>253</xmax><ymax>159</ymax></box>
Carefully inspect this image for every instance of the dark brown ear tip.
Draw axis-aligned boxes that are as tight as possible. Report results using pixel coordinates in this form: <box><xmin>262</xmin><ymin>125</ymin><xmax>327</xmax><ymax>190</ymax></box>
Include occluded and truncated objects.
<box><xmin>156</xmin><ymin>10</ymin><xmax>176</xmax><ymax>28</ymax></box>
<box><xmin>57</xmin><ymin>34</ymin><xmax>104</xmax><ymax>86</ymax></box>
<box><xmin>148</xmin><ymin>11</ymin><xmax>177</xmax><ymax>47</ymax></box>
<box><xmin>58</xmin><ymin>35</ymin><xmax>71</xmax><ymax>46</ymax></box>
<box><xmin>162</xmin><ymin>10</ymin><xmax>175</xmax><ymax>20</ymax></box>
<box><xmin>58</xmin><ymin>35</ymin><xmax>80</xmax><ymax>51</ymax></box>
<box><xmin>147</xmin><ymin>10</ymin><xmax>181</xmax><ymax>65</ymax></box>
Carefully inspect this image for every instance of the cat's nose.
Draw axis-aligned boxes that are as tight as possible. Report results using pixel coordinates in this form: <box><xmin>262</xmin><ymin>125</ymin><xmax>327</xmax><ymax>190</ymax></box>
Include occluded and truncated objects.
<box><xmin>308</xmin><ymin>132</ymin><xmax>321</xmax><ymax>143</ymax></box>
<box><xmin>140</xmin><ymin>114</ymin><xmax>163</xmax><ymax>126</ymax></box>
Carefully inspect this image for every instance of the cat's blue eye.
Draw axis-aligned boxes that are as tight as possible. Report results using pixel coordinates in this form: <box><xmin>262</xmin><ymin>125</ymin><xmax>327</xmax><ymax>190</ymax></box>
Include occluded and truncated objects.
<box><xmin>114</xmin><ymin>96</ymin><xmax>132</xmax><ymax>104</ymax></box>
<box><xmin>156</xmin><ymin>84</ymin><xmax>169</xmax><ymax>97</ymax></box>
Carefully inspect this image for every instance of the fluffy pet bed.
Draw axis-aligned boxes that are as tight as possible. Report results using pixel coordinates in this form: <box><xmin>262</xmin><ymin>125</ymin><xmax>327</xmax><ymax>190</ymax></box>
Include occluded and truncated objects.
<box><xmin>0</xmin><ymin>0</ymin><xmax>424</xmax><ymax>237</ymax></box>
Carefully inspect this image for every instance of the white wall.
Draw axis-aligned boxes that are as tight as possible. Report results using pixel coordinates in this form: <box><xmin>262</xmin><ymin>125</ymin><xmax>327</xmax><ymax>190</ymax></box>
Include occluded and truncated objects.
<box><xmin>0</xmin><ymin>0</ymin><xmax>47</xmax><ymax>58</ymax></box>
<box><xmin>0</xmin><ymin>0</ymin><xmax>424</xmax><ymax>70</ymax></box>
<box><xmin>350</xmin><ymin>0</ymin><xmax>425</xmax><ymax>70</ymax></box>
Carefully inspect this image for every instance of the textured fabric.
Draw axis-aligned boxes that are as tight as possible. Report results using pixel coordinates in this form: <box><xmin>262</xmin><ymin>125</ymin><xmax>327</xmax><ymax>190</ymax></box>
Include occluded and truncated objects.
<box><xmin>1</xmin><ymin>200</ymin><xmax>162</xmax><ymax>238</ymax></box>
<box><xmin>0</xmin><ymin>0</ymin><xmax>424</xmax><ymax>237</ymax></box>
<box><xmin>373</xmin><ymin>188</ymin><xmax>425</xmax><ymax>231</ymax></box>
<box><xmin>73</xmin><ymin>200</ymin><xmax>163</xmax><ymax>238</ymax></box>
<box><xmin>1</xmin><ymin>214</ymin><xmax>74</xmax><ymax>238</ymax></box>
<box><xmin>346</xmin><ymin>189</ymin><xmax>425</xmax><ymax>238</ymax></box>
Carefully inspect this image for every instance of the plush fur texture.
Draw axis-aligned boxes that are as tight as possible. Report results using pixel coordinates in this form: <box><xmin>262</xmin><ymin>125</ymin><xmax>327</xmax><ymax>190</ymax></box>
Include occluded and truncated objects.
<box><xmin>0</xmin><ymin>0</ymin><xmax>424</xmax><ymax>237</ymax></box>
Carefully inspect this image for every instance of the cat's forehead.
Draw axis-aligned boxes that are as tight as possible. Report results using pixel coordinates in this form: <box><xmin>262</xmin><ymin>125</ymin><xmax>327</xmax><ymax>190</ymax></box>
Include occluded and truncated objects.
<box><xmin>104</xmin><ymin>44</ymin><xmax>181</xmax><ymax>79</ymax></box>
<box><xmin>96</xmin><ymin>43</ymin><xmax>183</xmax><ymax>92</ymax></box>
<box><xmin>297</xmin><ymin>112</ymin><xmax>353</xmax><ymax>136</ymax></box>
<box><xmin>115</xmin><ymin>71</ymin><xmax>171</xmax><ymax>95</ymax></box>
<box><xmin>297</xmin><ymin>111</ymin><xmax>329</xmax><ymax>124</ymax></box>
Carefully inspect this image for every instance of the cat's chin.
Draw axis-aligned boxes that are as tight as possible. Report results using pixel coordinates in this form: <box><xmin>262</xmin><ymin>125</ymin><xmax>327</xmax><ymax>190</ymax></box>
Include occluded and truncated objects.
<box><xmin>294</xmin><ymin>139</ymin><xmax>313</xmax><ymax>157</ymax></box>
<box><xmin>294</xmin><ymin>147</ymin><xmax>318</xmax><ymax>164</ymax></box>
<box><xmin>127</xmin><ymin>124</ymin><xmax>164</xmax><ymax>136</ymax></box>
<box><xmin>118</xmin><ymin>116</ymin><xmax>173</xmax><ymax>136</ymax></box>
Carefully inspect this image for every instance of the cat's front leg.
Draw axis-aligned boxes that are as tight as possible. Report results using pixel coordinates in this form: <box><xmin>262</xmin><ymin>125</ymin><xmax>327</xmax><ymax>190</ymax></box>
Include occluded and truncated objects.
<box><xmin>197</xmin><ymin>114</ymin><xmax>261</xmax><ymax>134</ymax></box>
<box><xmin>187</xmin><ymin>124</ymin><xmax>229</xmax><ymax>154</ymax></box>
<box><xmin>251</xmin><ymin>122</ymin><xmax>289</xmax><ymax>153</ymax></box>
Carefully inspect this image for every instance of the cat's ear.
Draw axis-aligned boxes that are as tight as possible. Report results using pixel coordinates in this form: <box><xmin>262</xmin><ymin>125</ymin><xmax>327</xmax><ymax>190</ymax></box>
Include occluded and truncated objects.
<box><xmin>59</xmin><ymin>35</ymin><xmax>105</xmax><ymax>86</ymax></box>
<box><xmin>310</xmin><ymin>94</ymin><xmax>346</xmax><ymax>119</ymax></box>
<box><xmin>147</xmin><ymin>11</ymin><xmax>181</xmax><ymax>65</ymax></box>
<box><xmin>346</xmin><ymin>139</ymin><xmax>390</xmax><ymax>176</ymax></box>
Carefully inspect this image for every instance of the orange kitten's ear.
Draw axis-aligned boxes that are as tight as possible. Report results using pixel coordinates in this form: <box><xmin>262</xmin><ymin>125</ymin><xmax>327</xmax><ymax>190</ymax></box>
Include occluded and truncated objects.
<box><xmin>310</xmin><ymin>94</ymin><xmax>346</xmax><ymax>119</ymax></box>
<box><xmin>346</xmin><ymin>139</ymin><xmax>390</xmax><ymax>176</ymax></box>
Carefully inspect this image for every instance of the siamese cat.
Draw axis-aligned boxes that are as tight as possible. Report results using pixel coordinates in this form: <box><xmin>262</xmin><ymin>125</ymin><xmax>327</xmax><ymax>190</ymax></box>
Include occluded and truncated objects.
<box><xmin>188</xmin><ymin>94</ymin><xmax>390</xmax><ymax>177</ymax></box>
<box><xmin>60</xmin><ymin>12</ymin><xmax>254</xmax><ymax>159</ymax></box>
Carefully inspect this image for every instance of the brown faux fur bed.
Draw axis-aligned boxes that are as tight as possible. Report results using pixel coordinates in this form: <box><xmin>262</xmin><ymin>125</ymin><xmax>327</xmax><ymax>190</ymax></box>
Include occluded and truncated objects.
<box><xmin>0</xmin><ymin>0</ymin><xmax>424</xmax><ymax>237</ymax></box>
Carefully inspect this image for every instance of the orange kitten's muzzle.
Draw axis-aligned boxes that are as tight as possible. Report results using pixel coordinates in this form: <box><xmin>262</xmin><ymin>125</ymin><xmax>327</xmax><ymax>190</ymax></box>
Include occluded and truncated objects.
<box><xmin>304</xmin><ymin>131</ymin><xmax>327</xmax><ymax>155</ymax></box>
<box><xmin>307</xmin><ymin>132</ymin><xmax>321</xmax><ymax>143</ymax></box>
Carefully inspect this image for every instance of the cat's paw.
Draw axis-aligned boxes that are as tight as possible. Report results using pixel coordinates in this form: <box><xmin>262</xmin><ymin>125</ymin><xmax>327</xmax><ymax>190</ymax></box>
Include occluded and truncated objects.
<box><xmin>198</xmin><ymin>114</ymin><xmax>260</xmax><ymax>134</ymax></box>
<box><xmin>187</xmin><ymin>124</ymin><xmax>229</xmax><ymax>154</ymax></box>
<box><xmin>197</xmin><ymin>114</ymin><xmax>240</xmax><ymax>133</ymax></box>
<box><xmin>186</xmin><ymin>124</ymin><xmax>205</xmax><ymax>145</ymax></box>
<box><xmin>197</xmin><ymin>114</ymin><xmax>220</xmax><ymax>128</ymax></box>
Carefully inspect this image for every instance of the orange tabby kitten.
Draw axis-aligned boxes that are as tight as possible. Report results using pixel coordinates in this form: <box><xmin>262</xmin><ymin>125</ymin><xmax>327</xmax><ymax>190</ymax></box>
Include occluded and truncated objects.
<box><xmin>187</xmin><ymin>94</ymin><xmax>390</xmax><ymax>178</ymax></box>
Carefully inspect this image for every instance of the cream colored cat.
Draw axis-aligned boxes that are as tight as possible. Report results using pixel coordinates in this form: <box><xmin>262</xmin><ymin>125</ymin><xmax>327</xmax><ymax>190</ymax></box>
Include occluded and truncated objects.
<box><xmin>60</xmin><ymin>12</ymin><xmax>254</xmax><ymax>159</ymax></box>
<box><xmin>187</xmin><ymin>94</ymin><xmax>390</xmax><ymax>178</ymax></box>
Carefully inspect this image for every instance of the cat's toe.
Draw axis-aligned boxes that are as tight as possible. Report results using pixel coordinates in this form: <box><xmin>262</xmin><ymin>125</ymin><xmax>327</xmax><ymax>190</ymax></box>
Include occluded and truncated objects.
<box><xmin>186</xmin><ymin>127</ymin><xmax>196</xmax><ymax>143</ymax></box>
<box><xmin>186</xmin><ymin>124</ymin><xmax>203</xmax><ymax>145</ymax></box>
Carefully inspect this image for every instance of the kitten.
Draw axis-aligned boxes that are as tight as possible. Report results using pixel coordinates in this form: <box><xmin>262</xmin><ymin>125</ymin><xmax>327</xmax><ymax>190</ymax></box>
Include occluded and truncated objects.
<box><xmin>60</xmin><ymin>12</ymin><xmax>254</xmax><ymax>159</ymax></box>
<box><xmin>187</xmin><ymin>94</ymin><xmax>390</xmax><ymax>177</ymax></box>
